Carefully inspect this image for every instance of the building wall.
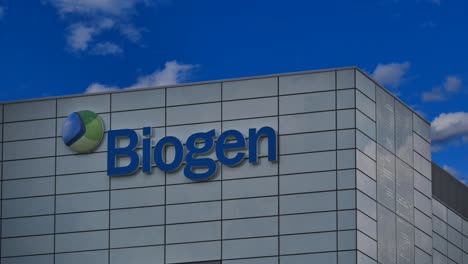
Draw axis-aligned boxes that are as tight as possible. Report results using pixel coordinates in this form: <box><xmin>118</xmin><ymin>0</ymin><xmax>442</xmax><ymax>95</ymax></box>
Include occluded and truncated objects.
<box><xmin>352</xmin><ymin>73</ymin><xmax>435</xmax><ymax>264</ymax></box>
<box><xmin>0</xmin><ymin>68</ymin><xmax>462</xmax><ymax>264</ymax></box>
<box><xmin>432</xmin><ymin>198</ymin><xmax>468</xmax><ymax>264</ymax></box>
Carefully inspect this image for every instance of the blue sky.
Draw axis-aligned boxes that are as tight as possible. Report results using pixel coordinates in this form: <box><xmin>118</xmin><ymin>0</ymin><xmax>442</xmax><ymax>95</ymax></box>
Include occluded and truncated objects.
<box><xmin>0</xmin><ymin>0</ymin><xmax>467</xmax><ymax>183</ymax></box>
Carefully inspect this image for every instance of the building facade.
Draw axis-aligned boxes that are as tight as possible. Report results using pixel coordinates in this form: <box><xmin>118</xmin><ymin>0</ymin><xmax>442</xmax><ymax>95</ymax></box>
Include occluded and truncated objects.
<box><xmin>0</xmin><ymin>67</ymin><xmax>466</xmax><ymax>264</ymax></box>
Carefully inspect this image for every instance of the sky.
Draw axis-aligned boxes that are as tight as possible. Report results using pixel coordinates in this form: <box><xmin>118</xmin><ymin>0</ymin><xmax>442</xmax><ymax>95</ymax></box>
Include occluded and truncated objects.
<box><xmin>0</xmin><ymin>0</ymin><xmax>467</xmax><ymax>183</ymax></box>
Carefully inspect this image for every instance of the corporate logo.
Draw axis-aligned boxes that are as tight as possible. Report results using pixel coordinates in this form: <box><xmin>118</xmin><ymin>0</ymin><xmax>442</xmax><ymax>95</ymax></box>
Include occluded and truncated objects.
<box><xmin>62</xmin><ymin>110</ymin><xmax>105</xmax><ymax>153</ymax></box>
<box><xmin>63</xmin><ymin>110</ymin><xmax>277</xmax><ymax>181</ymax></box>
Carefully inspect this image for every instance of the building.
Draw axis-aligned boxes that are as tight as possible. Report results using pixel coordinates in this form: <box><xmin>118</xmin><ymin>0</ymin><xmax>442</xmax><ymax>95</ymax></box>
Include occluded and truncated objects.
<box><xmin>0</xmin><ymin>67</ymin><xmax>466</xmax><ymax>264</ymax></box>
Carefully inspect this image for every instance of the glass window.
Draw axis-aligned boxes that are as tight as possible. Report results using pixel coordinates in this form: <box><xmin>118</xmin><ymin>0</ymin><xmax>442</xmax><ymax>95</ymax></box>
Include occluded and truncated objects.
<box><xmin>377</xmin><ymin>146</ymin><xmax>396</xmax><ymax>211</ymax></box>
<box><xmin>377</xmin><ymin>205</ymin><xmax>396</xmax><ymax>264</ymax></box>
<box><xmin>395</xmin><ymin>101</ymin><xmax>413</xmax><ymax>165</ymax></box>
<box><xmin>376</xmin><ymin>87</ymin><xmax>395</xmax><ymax>153</ymax></box>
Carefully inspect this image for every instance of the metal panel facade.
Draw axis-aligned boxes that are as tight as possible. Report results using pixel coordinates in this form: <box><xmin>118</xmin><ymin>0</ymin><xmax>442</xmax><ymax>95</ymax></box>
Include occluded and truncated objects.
<box><xmin>0</xmin><ymin>67</ymin><xmax>466</xmax><ymax>264</ymax></box>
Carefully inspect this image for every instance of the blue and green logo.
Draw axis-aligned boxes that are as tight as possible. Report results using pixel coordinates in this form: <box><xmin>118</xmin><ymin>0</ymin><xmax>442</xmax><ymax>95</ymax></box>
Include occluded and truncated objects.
<box><xmin>62</xmin><ymin>110</ymin><xmax>104</xmax><ymax>153</ymax></box>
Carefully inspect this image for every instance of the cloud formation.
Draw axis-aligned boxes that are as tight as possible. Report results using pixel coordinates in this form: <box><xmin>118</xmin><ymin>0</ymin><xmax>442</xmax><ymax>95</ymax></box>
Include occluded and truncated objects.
<box><xmin>371</xmin><ymin>61</ymin><xmax>411</xmax><ymax>89</ymax></box>
<box><xmin>422</xmin><ymin>88</ymin><xmax>445</xmax><ymax>102</ymax></box>
<box><xmin>422</xmin><ymin>76</ymin><xmax>462</xmax><ymax>102</ymax></box>
<box><xmin>91</xmin><ymin>42</ymin><xmax>123</xmax><ymax>56</ymax></box>
<box><xmin>431</xmin><ymin>112</ymin><xmax>468</xmax><ymax>142</ymax></box>
<box><xmin>46</xmin><ymin>0</ymin><xmax>147</xmax><ymax>55</ymax></box>
<box><xmin>85</xmin><ymin>60</ymin><xmax>197</xmax><ymax>93</ymax></box>
<box><xmin>444</xmin><ymin>76</ymin><xmax>462</xmax><ymax>93</ymax></box>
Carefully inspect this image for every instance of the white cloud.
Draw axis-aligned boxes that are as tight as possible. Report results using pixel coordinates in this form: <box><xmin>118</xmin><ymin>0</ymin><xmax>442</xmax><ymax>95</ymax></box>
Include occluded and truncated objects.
<box><xmin>422</xmin><ymin>88</ymin><xmax>445</xmax><ymax>102</ymax></box>
<box><xmin>67</xmin><ymin>23</ymin><xmax>98</xmax><ymax>51</ymax></box>
<box><xmin>421</xmin><ymin>75</ymin><xmax>462</xmax><ymax>102</ymax></box>
<box><xmin>91</xmin><ymin>42</ymin><xmax>123</xmax><ymax>55</ymax></box>
<box><xmin>443</xmin><ymin>76</ymin><xmax>462</xmax><ymax>93</ymax></box>
<box><xmin>85</xmin><ymin>83</ymin><xmax>120</xmax><ymax>93</ymax></box>
<box><xmin>85</xmin><ymin>60</ymin><xmax>197</xmax><ymax>93</ymax></box>
<box><xmin>431</xmin><ymin>112</ymin><xmax>468</xmax><ymax>142</ymax></box>
<box><xmin>46</xmin><ymin>0</ymin><xmax>147</xmax><ymax>55</ymax></box>
<box><xmin>48</xmin><ymin>0</ymin><xmax>141</xmax><ymax>17</ymax></box>
<box><xmin>371</xmin><ymin>61</ymin><xmax>411</xmax><ymax>89</ymax></box>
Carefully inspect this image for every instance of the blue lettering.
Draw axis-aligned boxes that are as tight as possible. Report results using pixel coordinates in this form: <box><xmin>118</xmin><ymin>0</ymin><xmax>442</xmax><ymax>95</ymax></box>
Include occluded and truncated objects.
<box><xmin>248</xmin><ymin>127</ymin><xmax>277</xmax><ymax>163</ymax></box>
<box><xmin>216</xmin><ymin>129</ymin><xmax>246</xmax><ymax>166</ymax></box>
<box><xmin>185</xmin><ymin>130</ymin><xmax>217</xmax><ymax>180</ymax></box>
<box><xmin>154</xmin><ymin>136</ymin><xmax>184</xmax><ymax>172</ymax></box>
<box><xmin>107</xmin><ymin>126</ymin><xmax>277</xmax><ymax>179</ymax></box>
<box><xmin>142</xmin><ymin>127</ymin><xmax>152</xmax><ymax>173</ymax></box>
<box><xmin>107</xmin><ymin>129</ymin><xmax>140</xmax><ymax>176</ymax></box>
